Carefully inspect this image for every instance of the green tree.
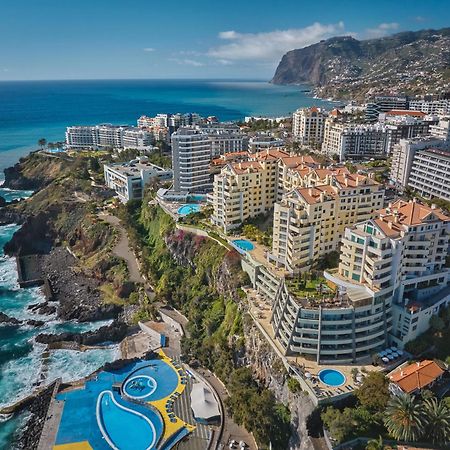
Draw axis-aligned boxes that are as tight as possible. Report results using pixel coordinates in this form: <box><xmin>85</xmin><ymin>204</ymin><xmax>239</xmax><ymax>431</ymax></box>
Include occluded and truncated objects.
<box><xmin>321</xmin><ymin>407</ymin><xmax>355</xmax><ymax>443</ymax></box>
<box><xmin>355</xmin><ymin>371</ymin><xmax>390</xmax><ymax>411</ymax></box>
<box><xmin>38</xmin><ymin>138</ymin><xmax>47</xmax><ymax>149</ymax></box>
<box><xmin>287</xmin><ymin>377</ymin><xmax>302</xmax><ymax>394</ymax></box>
<box><xmin>422</xmin><ymin>396</ymin><xmax>450</xmax><ymax>446</ymax></box>
<box><xmin>384</xmin><ymin>393</ymin><xmax>424</xmax><ymax>442</ymax></box>
<box><xmin>365</xmin><ymin>435</ymin><xmax>384</xmax><ymax>450</ymax></box>
<box><xmin>429</xmin><ymin>314</ymin><xmax>445</xmax><ymax>332</ymax></box>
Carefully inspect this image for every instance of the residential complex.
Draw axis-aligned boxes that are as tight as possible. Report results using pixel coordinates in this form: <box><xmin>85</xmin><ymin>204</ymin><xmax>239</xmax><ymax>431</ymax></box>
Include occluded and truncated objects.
<box><xmin>270</xmin><ymin>173</ymin><xmax>384</xmax><ymax>272</ymax></box>
<box><xmin>322</xmin><ymin>120</ymin><xmax>390</xmax><ymax>161</ymax></box>
<box><xmin>66</xmin><ymin>125</ymin><xmax>155</xmax><ymax>150</ymax></box>
<box><xmin>248</xmin><ymin>134</ymin><xmax>284</xmax><ymax>152</ymax></box>
<box><xmin>292</xmin><ymin>107</ymin><xmax>326</xmax><ymax>147</ymax></box>
<box><xmin>409</xmin><ymin>98</ymin><xmax>450</xmax><ymax>116</ymax></box>
<box><xmin>408</xmin><ymin>148</ymin><xmax>450</xmax><ymax>201</ymax></box>
<box><xmin>207</xmin><ymin>130</ymin><xmax>248</xmax><ymax>158</ymax></box>
<box><xmin>270</xmin><ymin>200</ymin><xmax>450</xmax><ymax>363</ymax></box>
<box><xmin>171</xmin><ymin>127</ymin><xmax>212</xmax><ymax>193</ymax></box>
<box><xmin>104</xmin><ymin>158</ymin><xmax>172</xmax><ymax>202</ymax></box>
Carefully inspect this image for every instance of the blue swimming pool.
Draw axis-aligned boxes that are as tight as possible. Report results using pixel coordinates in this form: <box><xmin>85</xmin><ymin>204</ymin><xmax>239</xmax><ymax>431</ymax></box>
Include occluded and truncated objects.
<box><xmin>232</xmin><ymin>239</ymin><xmax>255</xmax><ymax>252</ymax></box>
<box><xmin>318</xmin><ymin>369</ymin><xmax>346</xmax><ymax>387</ymax></box>
<box><xmin>97</xmin><ymin>390</ymin><xmax>158</xmax><ymax>450</ymax></box>
<box><xmin>177</xmin><ymin>204</ymin><xmax>201</xmax><ymax>215</ymax></box>
<box><xmin>123</xmin><ymin>375</ymin><xmax>158</xmax><ymax>399</ymax></box>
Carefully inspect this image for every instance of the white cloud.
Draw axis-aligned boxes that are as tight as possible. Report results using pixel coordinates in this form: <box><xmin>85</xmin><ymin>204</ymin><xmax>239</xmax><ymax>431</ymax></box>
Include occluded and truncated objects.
<box><xmin>169</xmin><ymin>58</ymin><xmax>204</xmax><ymax>67</ymax></box>
<box><xmin>365</xmin><ymin>22</ymin><xmax>399</xmax><ymax>38</ymax></box>
<box><xmin>143</xmin><ymin>47</ymin><xmax>155</xmax><ymax>52</ymax></box>
<box><xmin>208</xmin><ymin>22</ymin><xmax>346</xmax><ymax>61</ymax></box>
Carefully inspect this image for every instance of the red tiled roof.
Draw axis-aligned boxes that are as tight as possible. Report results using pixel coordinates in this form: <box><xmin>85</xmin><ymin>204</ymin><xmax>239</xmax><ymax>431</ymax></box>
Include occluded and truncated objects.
<box><xmin>390</xmin><ymin>360</ymin><xmax>445</xmax><ymax>394</ymax></box>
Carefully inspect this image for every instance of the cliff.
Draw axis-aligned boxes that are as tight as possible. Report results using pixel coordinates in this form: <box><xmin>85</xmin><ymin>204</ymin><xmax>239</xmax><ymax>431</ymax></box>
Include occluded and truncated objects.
<box><xmin>272</xmin><ymin>27</ymin><xmax>450</xmax><ymax>100</ymax></box>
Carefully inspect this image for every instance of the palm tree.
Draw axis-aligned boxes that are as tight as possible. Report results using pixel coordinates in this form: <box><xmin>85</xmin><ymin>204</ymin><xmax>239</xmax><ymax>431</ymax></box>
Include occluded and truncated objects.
<box><xmin>423</xmin><ymin>396</ymin><xmax>450</xmax><ymax>446</ymax></box>
<box><xmin>384</xmin><ymin>393</ymin><xmax>425</xmax><ymax>442</ymax></box>
<box><xmin>366</xmin><ymin>435</ymin><xmax>384</xmax><ymax>450</ymax></box>
<box><xmin>38</xmin><ymin>138</ymin><xmax>47</xmax><ymax>150</ymax></box>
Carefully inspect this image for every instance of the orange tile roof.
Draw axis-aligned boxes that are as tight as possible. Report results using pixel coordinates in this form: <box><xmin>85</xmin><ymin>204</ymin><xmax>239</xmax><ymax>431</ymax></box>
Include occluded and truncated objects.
<box><xmin>296</xmin><ymin>184</ymin><xmax>338</xmax><ymax>205</ymax></box>
<box><xmin>253</xmin><ymin>148</ymin><xmax>290</xmax><ymax>161</ymax></box>
<box><xmin>390</xmin><ymin>360</ymin><xmax>445</xmax><ymax>394</ymax></box>
<box><xmin>379</xmin><ymin>200</ymin><xmax>450</xmax><ymax>226</ymax></box>
<box><xmin>279</xmin><ymin>155</ymin><xmax>319</xmax><ymax>168</ymax></box>
<box><xmin>333</xmin><ymin>173</ymin><xmax>378</xmax><ymax>188</ymax></box>
<box><xmin>230</xmin><ymin>161</ymin><xmax>264</xmax><ymax>174</ymax></box>
<box><xmin>386</xmin><ymin>109</ymin><xmax>426</xmax><ymax>117</ymax></box>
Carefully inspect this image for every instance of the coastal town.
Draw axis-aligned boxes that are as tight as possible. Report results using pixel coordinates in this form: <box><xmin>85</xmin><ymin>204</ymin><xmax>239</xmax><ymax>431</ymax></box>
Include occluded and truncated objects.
<box><xmin>1</xmin><ymin>86</ymin><xmax>450</xmax><ymax>450</ymax></box>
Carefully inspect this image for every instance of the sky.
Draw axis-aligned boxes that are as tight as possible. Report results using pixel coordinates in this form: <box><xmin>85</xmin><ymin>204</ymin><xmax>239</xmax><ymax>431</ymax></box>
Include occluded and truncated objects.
<box><xmin>0</xmin><ymin>0</ymin><xmax>449</xmax><ymax>81</ymax></box>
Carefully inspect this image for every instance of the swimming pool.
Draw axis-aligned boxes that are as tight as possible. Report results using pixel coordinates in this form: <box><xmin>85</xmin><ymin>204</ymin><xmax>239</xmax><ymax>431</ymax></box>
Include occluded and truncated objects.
<box><xmin>232</xmin><ymin>239</ymin><xmax>255</xmax><ymax>252</ymax></box>
<box><xmin>177</xmin><ymin>204</ymin><xmax>201</xmax><ymax>215</ymax></box>
<box><xmin>97</xmin><ymin>390</ymin><xmax>158</xmax><ymax>450</ymax></box>
<box><xmin>123</xmin><ymin>375</ymin><xmax>158</xmax><ymax>399</ymax></box>
<box><xmin>318</xmin><ymin>369</ymin><xmax>346</xmax><ymax>387</ymax></box>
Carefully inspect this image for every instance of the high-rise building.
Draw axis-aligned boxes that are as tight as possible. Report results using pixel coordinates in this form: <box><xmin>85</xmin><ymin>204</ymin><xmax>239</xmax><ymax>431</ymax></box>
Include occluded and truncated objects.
<box><xmin>171</xmin><ymin>127</ymin><xmax>212</xmax><ymax>193</ymax></box>
<box><xmin>248</xmin><ymin>134</ymin><xmax>284</xmax><ymax>152</ymax></box>
<box><xmin>408</xmin><ymin>148</ymin><xmax>450</xmax><ymax>201</ymax></box>
<box><xmin>365</xmin><ymin>96</ymin><xmax>409</xmax><ymax>122</ymax></box>
<box><xmin>292</xmin><ymin>107</ymin><xmax>326</xmax><ymax>147</ymax></box>
<box><xmin>270</xmin><ymin>173</ymin><xmax>384</xmax><ymax>273</ymax></box>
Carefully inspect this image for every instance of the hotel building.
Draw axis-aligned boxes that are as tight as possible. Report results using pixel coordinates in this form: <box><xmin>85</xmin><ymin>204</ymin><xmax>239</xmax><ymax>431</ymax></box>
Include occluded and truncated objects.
<box><xmin>408</xmin><ymin>148</ymin><xmax>450</xmax><ymax>201</ymax></box>
<box><xmin>104</xmin><ymin>158</ymin><xmax>172</xmax><ymax>202</ymax></box>
<box><xmin>271</xmin><ymin>200</ymin><xmax>450</xmax><ymax>363</ymax></box>
<box><xmin>292</xmin><ymin>107</ymin><xmax>326</xmax><ymax>147</ymax></box>
<box><xmin>270</xmin><ymin>173</ymin><xmax>384</xmax><ymax>273</ymax></box>
<box><xmin>171</xmin><ymin>127</ymin><xmax>212</xmax><ymax>193</ymax></box>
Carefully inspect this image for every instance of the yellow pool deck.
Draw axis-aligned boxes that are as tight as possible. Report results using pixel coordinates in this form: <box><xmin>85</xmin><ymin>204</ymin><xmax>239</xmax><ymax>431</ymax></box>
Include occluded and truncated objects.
<box><xmin>52</xmin><ymin>350</ymin><xmax>194</xmax><ymax>449</ymax></box>
<box><xmin>150</xmin><ymin>350</ymin><xmax>196</xmax><ymax>440</ymax></box>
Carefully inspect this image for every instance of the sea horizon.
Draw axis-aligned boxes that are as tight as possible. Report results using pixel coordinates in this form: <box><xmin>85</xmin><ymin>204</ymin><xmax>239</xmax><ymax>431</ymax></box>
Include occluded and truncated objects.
<box><xmin>0</xmin><ymin>78</ymin><xmax>333</xmax><ymax>175</ymax></box>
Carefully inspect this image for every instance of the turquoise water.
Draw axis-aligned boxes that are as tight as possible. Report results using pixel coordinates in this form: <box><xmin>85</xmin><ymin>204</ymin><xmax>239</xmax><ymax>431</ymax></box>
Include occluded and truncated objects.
<box><xmin>0</xmin><ymin>188</ymin><xmax>34</xmax><ymax>202</ymax></box>
<box><xmin>177</xmin><ymin>204</ymin><xmax>201</xmax><ymax>215</ymax></box>
<box><xmin>0</xmin><ymin>209</ymin><xmax>119</xmax><ymax>446</ymax></box>
<box><xmin>56</xmin><ymin>361</ymin><xmax>171</xmax><ymax>449</ymax></box>
<box><xmin>98</xmin><ymin>391</ymin><xmax>157</xmax><ymax>450</ymax></box>
<box><xmin>318</xmin><ymin>369</ymin><xmax>346</xmax><ymax>387</ymax></box>
<box><xmin>0</xmin><ymin>79</ymin><xmax>334</xmax><ymax>173</ymax></box>
<box><xmin>232</xmin><ymin>239</ymin><xmax>255</xmax><ymax>252</ymax></box>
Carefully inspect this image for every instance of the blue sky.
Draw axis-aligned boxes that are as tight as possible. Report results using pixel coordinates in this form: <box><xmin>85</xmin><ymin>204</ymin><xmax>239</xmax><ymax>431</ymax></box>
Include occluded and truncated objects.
<box><xmin>1</xmin><ymin>0</ymin><xmax>449</xmax><ymax>81</ymax></box>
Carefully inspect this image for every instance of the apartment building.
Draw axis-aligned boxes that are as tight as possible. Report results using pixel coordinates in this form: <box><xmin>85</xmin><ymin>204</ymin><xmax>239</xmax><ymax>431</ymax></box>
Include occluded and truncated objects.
<box><xmin>271</xmin><ymin>200</ymin><xmax>450</xmax><ymax>364</ymax></box>
<box><xmin>104</xmin><ymin>158</ymin><xmax>172</xmax><ymax>202</ymax></box>
<box><xmin>270</xmin><ymin>173</ymin><xmax>384</xmax><ymax>273</ymax></box>
<box><xmin>292</xmin><ymin>107</ymin><xmax>326</xmax><ymax>147</ymax></box>
<box><xmin>390</xmin><ymin>137</ymin><xmax>446</xmax><ymax>189</ymax></box>
<box><xmin>322</xmin><ymin>120</ymin><xmax>390</xmax><ymax>161</ymax></box>
<box><xmin>408</xmin><ymin>148</ymin><xmax>450</xmax><ymax>201</ymax></box>
<box><xmin>211</xmin><ymin>149</ymin><xmax>289</xmax><ymax>232</ymax></box>
<box><xmin>248</xmin><ymin>134</ymin><xmax>284</xmax><ymax>152</ymax></box>
<box><xmin>66</xmin><ymin>125</ymin><xmax>154</xmax><ymax>150</ymax></box>
<box><xmin>171</xmin><ymin>127</ymin><xmax>212</xmax><ymax>193</ymax></box>
<box><xmin>207</xmin><ymin>130</ymin><xmax>248</xmax><ymax>158</ymax></box>
<box><xmin>409</xmin><ymin>98</ymin><xmax>450</xmax><ymax>116</ymax></box>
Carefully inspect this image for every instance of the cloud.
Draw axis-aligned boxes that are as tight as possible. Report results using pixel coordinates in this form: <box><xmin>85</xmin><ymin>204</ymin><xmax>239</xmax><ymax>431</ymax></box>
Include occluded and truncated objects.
<box><xmin>143</xmin><ymin>47</ymin><xmax>155</xmax><ymax>52</ymax></box>
<box><xmin>365</xmin><ymin>22</ymin><xmax>399</xmax><ymax>38</ymax></box>
<box><xmin>169</xmin><ymin>58</ymin><xmax>204</xmax><ymax>67</ymax></box>
<box><xmin>208</xmin><ymin>22</ymin><xmax>346</xmax><ymax>62</ymax></box>
<box><xmin>414</xmin><ymin>16</ymin><xmax>427</xmax><ymax>23</ymax></box>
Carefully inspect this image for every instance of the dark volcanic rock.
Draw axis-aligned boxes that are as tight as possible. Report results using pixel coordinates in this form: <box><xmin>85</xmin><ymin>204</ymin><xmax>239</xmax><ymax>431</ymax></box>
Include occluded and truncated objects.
<box><xmin>26</xmin><ymin>319</ymin><xmax>45</xmax><ymax>327</ymax></box>
<box><xmin>35</xmin><ymin>320</ymin><xmax>130</xmax><ymax>346</ymax></box>
<box><xmin>0</xmin><ymin>312</ymin><xmax>21</xmax><ymax>325</ymax></box>
<box><xmin>3</xmin><ymin>157</ymin><xmax>43</xmax><ymax>190</ymax></box>
<box><xmin>0</xmin><ymin>196</ymin><xmax>6</xmax><ymax>207</ymax></box>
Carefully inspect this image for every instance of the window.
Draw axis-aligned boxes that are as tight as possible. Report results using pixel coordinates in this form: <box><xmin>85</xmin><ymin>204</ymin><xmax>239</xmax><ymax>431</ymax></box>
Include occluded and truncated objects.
<box><xmin>352</xmin><ymin>273</ymin><xmax>360</xmax><ymax>281</ymax></box>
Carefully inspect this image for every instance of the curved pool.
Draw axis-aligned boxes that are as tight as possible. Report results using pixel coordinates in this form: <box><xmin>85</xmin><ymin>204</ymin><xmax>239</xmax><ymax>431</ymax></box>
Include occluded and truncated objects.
<box><xmin>123</xmin><ymin>375</ymin><xmax>158</xmax><ymax>399</ymax></box>
<box><xmin>318</xmin><ymin>369</ymin><xmax>346</xmax><ymax>387</ymax></box>
<box><xmin>97</xmin><ymin>390</ymin><xmax>157</xmax><ymax>450</ymax></box>
<box><xmin>232</xmin><ymin>239</ymin><xmax>254</xmax><ymax>252</ymax></box>
<box><xmin>177</xmin><ymin>204</ymin><xmax>201</xmax><ymax>215</ymax></box>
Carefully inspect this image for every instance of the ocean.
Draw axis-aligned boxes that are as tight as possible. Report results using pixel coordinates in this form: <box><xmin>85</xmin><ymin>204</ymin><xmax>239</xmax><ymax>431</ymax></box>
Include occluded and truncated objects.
<box><xmin>0</xmin><ymin>79</ymin><xmax>334</xmax><ymax>173</ymax></box>
<box><xmin>0</xmin><ymin>79</ymin><xmax>333</xmax><ymax>446</ymax></box>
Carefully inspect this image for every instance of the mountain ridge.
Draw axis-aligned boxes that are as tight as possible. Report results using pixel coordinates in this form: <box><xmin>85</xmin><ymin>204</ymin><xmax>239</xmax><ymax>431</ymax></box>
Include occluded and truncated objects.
<box><xmin>272</xmin><ymin>27</ymin><xmax>450</xmax><ymax>100</ymax></box>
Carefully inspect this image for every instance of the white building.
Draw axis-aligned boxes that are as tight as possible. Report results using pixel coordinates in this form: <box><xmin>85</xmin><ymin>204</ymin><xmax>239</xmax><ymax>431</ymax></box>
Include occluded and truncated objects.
<box><xmin>171</xmin><ymin>127</ymin><xmax>212</xmax><ymax>193</ymax></box>
<box><xmin>66</xmin><ymin>125</ymin><xmax>154</xmax><ymax>150</ymax></box>
<box><xmin>390</xmin><ymin>137</ymin><xmax>446</xmax><ymax>189</ymax></box>
<box><xmin>104</xmin><ymin>158</ymin><xmax>172</xmax><ymax>202</ymax></box>
<box><xmin>409</xmin><ymin>98</ymin><xmax>450</xmax><ymax>116</ymax></box>
<box><xmin>248</xmin><ymin>134</ymin><xmax>284</xmax><ymax>152</ymax></box>
<box><xmin>292</xmin><ymin>107</ymin><xmax>326</xmax><ymax>146</ymax></box>
<box><xmin>322</xmin><ymin>120</ymin><xmax>390</xmax><ymax>161</ymax></box>
<box><xmin>207</xmin><ymin>130</ymin><xmax>248</xmax><ymax>158</ymax></box>
<box><xmin>408</xmin><ymin>148</ymin><xmax>450</xmax><ymax>201</ymax></box>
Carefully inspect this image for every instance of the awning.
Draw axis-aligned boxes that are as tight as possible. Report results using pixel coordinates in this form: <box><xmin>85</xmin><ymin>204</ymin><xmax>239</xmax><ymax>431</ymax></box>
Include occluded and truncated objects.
<box><xmin>190</xmin><ymin>382</ymin><xmax>220</xmax><ymax>420</ymax></box>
